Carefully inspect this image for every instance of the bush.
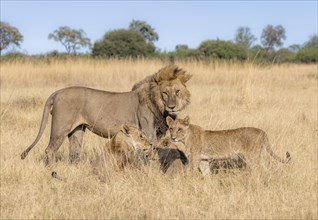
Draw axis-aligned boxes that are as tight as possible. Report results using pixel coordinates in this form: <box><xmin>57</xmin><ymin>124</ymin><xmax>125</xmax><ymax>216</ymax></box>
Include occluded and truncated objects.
<box><xmin>171</xmin><ymin>46</ymin><xmax>201</xmax><ymax>61</ymax></box>
<box><xmin>198</xmin><ymin>40</ymin><xmax>247</xmax><ymax>61</ymax></box>
<box><xmin>247</xmin><ymin>45</ymin><xmax>271</xmax><ymax>63</ymax></box>
<box><xmin>92</xmin><ymin>29</ymin><xmax>156</xmax><ymax>58</ymax></box>
<box><xmin>0</xmin><ymin>52</ymin><xmax>28</xmax><ymax>62</ymax></box>
<box><xmin>46</xmin><ymin>50</ymin><xmax>72</xmax><ymax>59</ymax></box>
<box><xmin>295</xmin><ymin>47</ymin><xmax>318</xmax><ymax>63</ymax></box>
<box><xmin>275</xmin><ymin>48</ymin><xmax>296</xmax><ymax>63</ymax></box>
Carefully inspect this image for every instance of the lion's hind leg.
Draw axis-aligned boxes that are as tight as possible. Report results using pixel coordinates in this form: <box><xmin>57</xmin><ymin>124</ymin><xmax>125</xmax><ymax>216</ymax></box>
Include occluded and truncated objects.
<box><xmin>45</xmin><ymin>135</ymin><xmax>66</xmax><ymax>166</ymax></box>
<box><xmin>44</xmin><ymin>120</ymin><xmax>74</xmax><ymax>166</ymax></box>
<box><xmin>68</xmin><ymin>125</ymin><xmax>86</xmax><ymax>164</ymax></box>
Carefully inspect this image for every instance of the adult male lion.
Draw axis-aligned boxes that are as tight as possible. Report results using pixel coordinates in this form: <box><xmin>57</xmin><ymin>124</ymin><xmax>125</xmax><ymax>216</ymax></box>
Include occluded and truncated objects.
<box><xmin>20</xmin><ymin>65</ymin><xmax>191</xmax><ymax>164</ymax></box>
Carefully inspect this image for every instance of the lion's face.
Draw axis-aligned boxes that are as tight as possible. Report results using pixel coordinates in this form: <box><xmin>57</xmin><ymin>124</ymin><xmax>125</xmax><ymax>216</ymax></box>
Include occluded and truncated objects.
<box><xmin>134</xmin><ymin>65</ymin><xmax>192</xmax><ymax>138</ymax></box>
<box><xmin>166</xmin><ymin>116</ymin><xmax>190</xmax><ymax>143</ymax></box>
<box><xmin>121</xmin><ymin>125</ymin><xmax>152</xmax><ymax>152</ymax></box>
<box><xmin>155</xmin><ymin>78</ymin><xmax>191</xmax><ymax>116</ymax></box>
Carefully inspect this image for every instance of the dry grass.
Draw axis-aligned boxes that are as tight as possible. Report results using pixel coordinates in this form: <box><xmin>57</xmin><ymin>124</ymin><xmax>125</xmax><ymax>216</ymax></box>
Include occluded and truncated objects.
<box><xmin>1</xmin><ymin>59</ymin><xmax>317</xmax><ymax>219</ymax></box>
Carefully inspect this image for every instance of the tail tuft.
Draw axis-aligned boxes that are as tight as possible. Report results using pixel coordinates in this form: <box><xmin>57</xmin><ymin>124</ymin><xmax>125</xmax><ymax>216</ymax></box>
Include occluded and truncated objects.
<box><xmin>52</xmin><ymin>171</ymin><xmax>67</xmax><ymax>182</ymax></box>
<box><xmin>51</xmin><ymin>171</ymin><xmax>57</xmax><ymax>177</ymax></box>
<box><xmin>286</xmin><ymin>151</ymin><xmax>291</xmax><ymax>162</ymax></box>
<box><xmin>21</xmin><ymin>151</ymin><xmax>28</xmax><ymax>160</ymax></box>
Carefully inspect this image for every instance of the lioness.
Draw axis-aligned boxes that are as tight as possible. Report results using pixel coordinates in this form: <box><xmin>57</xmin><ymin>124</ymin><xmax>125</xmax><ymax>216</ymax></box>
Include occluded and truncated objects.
<box><xmin>166</xmin><ymin>116</ymin><xmax>291</xmax><ymax>170</ymax></box>
<box><xmin>20</xmin><ymin>65</ymin><xmax>191</xmax><ymax>164</ymax></box>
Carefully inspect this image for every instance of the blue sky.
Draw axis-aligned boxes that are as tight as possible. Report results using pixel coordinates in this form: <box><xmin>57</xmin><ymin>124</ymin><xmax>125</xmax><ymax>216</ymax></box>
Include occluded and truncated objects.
<box><xmin>1</xmin><ymin>1</ymin><xmax>317</xmax><ymax>54</ymax></box>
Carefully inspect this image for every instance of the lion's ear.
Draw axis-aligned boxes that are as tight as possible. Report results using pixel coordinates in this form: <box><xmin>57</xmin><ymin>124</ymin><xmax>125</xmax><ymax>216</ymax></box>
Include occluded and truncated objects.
<box><xmin>183</xmin><ymin>116</ymin><xmax>190</xmax><ymax>126</ymax></box>
<box><xmin>153</xmin><ymin>72</ymin><xmax>161</xmax><ymax>84</ymax></box>
<box><xmin>178</xmin><ymin>73</ymin><xmax>192</xmax><ymax>84</ymax></box>
<box><xmin>166</xmin><ymin>116</ymin><xmax>174</xmax><ymax>126</ymax></box>
<box><xmin>121</xmin><ymin>125</ymin><xmax>131</xmax><ymax>135</ymax></box>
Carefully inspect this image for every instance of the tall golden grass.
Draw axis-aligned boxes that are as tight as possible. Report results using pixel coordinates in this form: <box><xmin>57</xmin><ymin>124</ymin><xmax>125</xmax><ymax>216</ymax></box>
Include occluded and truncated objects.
<box><xmin>1</xmin><ymin>59</ymin><xmax>317</xmax><ymax>219</ymax></box>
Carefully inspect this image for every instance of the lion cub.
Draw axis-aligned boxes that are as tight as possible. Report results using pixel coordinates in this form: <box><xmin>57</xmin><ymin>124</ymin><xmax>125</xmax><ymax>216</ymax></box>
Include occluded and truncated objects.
<box><xmin>149</xmin><ymin>137</ymin><xmax>188</xmax><ymax>174</ymax></box>
<box><xmin>93</xmin><ymin>125</ymin><xmax>188</xmax><ymax>175</ymax></box>
<box><xmin>166</xmin><ymin>116</ymin><xmax>290</xmax><ymax>171</ymax></box>
<box><xmin>93</xmin><ymin>125</ymin><xmax>153</xmax><ymax>172</ymax></box>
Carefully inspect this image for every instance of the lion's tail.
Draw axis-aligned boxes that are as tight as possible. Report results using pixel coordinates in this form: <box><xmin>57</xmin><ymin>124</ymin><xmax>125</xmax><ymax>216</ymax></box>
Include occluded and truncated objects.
<box><xmin>52</xmin><ymin>171</ymin><xmax>67</xmax><ymax>182</ymax></box>
<box><xmin>264</xmin><ymin>135</ymin><xmax>291</xmax><ymax>164</ymax></box>
<box><xmin>20</xmin><ymin>92</ymin><xmax>56</xmax><ymax>159</ymax></box>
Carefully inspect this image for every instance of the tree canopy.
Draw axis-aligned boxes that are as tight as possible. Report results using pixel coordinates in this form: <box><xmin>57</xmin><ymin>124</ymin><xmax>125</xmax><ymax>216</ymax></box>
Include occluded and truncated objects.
<box><xmin>199</xmin><ymin>40</ymin><xmax>247</xmax><ymax>60</ymax></box>
<box><xmin>261</xmin><ymin>25</ymin><xmax>286</xmax><ymax>51</ymax></box>
<box><xmin>48</xmin><ymin>26</ymin><xmax>91</xmax><ymax>55</ymax></box>
<box><xmin>234</xmin><ymin>26</ymin><xmax>256</xmax><ymax>48</ymax></box>
<box><xmin>92</xmin><ymin>29</ymin><xmax>156</xmax><ymax>58</ymax></box>
<box><xmin>0</xmin><ymin>20</ymin><xmax>315</xmax><ymax>64</ymax></box>
<box><xmin>0</xmin><ymin>21</ymin><xmax>23</xmax><ymax>53</ymax></box>
<box><xmin>304</xmin><ymin>34</ymin><xmax>318</xmax><ymax>48</ymax></box>
<box><xmin>129</xmin><ymin>19</ymin><xmax>159</xmax><ymax>43</ymax></box>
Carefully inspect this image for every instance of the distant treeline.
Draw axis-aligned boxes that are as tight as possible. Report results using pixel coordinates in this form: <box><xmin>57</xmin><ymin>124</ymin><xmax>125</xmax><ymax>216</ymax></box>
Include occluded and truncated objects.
<box><xmin>1</xmin><ymin>20</ymin><xmax>317</xmax><ymax>63</ymax></box>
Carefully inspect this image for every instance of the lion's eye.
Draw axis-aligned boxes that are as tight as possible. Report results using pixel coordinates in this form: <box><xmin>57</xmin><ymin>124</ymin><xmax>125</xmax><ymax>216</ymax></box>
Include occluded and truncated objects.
<box><xmin>178</xmin><ymin>128</ymin><xmax>182</xmax><ymax>132</ymax></box>
<box><xmin>176</xmin><ymin>90</ymin><xmax>180</xmax><ymax>96</ymax></box>
<box><xmin>162</xmin><ymin>92</ymin><xmax>168</xmax><ymax>97</ymax></box>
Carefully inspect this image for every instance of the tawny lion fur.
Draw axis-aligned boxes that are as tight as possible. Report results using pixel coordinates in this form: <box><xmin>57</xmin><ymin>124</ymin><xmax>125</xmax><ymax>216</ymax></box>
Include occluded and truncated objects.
<box><xmin>92</xmin><ymin>125</ymin><xmax>188</xmax><ymax>175</ymax></box>
<box><xmin>199</xmin><ymin>153</ymin><xmax>247</xmax><ymax>176</ymax></box>
<box><xmin>21</xmin><ymin>65</ymin><xmax>191</xmax><ymax>164</ymax></box>
<box><xmin>166</xmin><ymin>116</ymin><xmax>291</xmax><ymax>171</ymax></box>
<box><xmin>92</xmin><ymin>125</ymin><xmax>153</xmax><ymax>173</ymax></box>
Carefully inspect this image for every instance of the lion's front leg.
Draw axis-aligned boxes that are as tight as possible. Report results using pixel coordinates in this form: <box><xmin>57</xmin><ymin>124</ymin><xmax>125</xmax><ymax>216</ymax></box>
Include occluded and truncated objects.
<box><xmin>138</xmin><ymin>113</ymin><xmax>157</xmax><ymax>141</ymax></box>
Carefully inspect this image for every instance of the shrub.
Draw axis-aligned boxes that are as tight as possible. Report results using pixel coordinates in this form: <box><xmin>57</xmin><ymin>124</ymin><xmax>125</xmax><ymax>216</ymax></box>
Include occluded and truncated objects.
<box><xmin>0</xmin><ymin>52</ymin><xmax>28</xmax><ymax>62</ymax></box>
<box><xmin>247</xmin><ymin>45</ymin><xmax>270</xmax><ymax>63</ymax></box>
<box><xmin>198</xmin><ymin>40</ymin><xmax>247</xmax><ymax>61</ymax></box>
<box><xmin>172</xmin><ymin>45</ymin><xmax>201</xmax><ymax>61</ymax></box>
<box><xmin>92</xmin><ymin>29</ymin><xmax>155</xmax><ymax>58</ymax></box>
<box><xmin>295</xmin><ymin>47</ymin><xmax>318</xmax><ymax>63</ymax></box>
<box><xmin>275</xmin><ymin>48</ymin><xmax>296</xmax><ymax>63</ymax></box>
<box><xmin>46</xmin><ymin>50</ymin><xmax>72</xmax><ymax>59</ymax></box>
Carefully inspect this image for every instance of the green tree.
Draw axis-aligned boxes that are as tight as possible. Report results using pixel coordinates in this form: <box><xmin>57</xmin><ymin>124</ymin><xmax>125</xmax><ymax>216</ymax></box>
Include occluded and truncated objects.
<box><xmin>288</xmin><ymin>44</ymin><xmax>301</xmax><ymax>53</ymax></box>
<box><xmin>175</xmin><ymin>44</ymin><xmax>189</xmax><ymax>51</ymax></box>
<box><xmin>172</xmin><ymin>44</ymin><xmax>200</xmax><ymax>60</ymax></box>
<box><xmin>295</xmin><ymin>47</ymin><xmax>317</xmax><ymax>63</ymax></box>
<box><xmin>304</xmin><ymin>34</ymin><xmax>318</xmax><ymax>48</ymax></box>
<box><xmin>0</xmin><ymin>21</ymin><xmax>23</xmax><ymax>53</ymax></box>
<box><xmin>275</xmin><ymin>48</ymin><xmax>295</xmax><ymax>63</ymax></box>
<box><xmin>261</xmin><ymin>25</ymin><xmax>286</xmax><ymax>51</ymax></box>
<box><xmin>129</xmin><ymin>19</ymin><xmax>159</xmax><ymax>43</ymax></box>
<box><xmin>248</xmin><ymin>45</ymin><xmax>269</xmax><ymax>63</ymax></box>
<box><xmin>199</xmin><ymin>40</ymin><xmax>247</xmax><ymax>60</ymax></box>
<box><xmin>234</xmin><ymin>26</ymin><xmax>256</xmax><ymax>48</ymax></box>
<box><xmin>92</xmin><ymin>29</ymin><xmax>155</xmax><ymax>58</ymax></box>
<box><xmin>48</xmin><ymin>26</ymin><xmax>91</xmax><ymax>55</ymax></box>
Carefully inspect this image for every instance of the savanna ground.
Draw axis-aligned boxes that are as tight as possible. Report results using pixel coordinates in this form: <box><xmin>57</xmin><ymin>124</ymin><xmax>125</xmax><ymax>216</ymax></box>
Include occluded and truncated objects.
<box><xmin>0</xmin><ymin>59</ymin><xmax>317</xmax><ymax>219</ymax></box>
